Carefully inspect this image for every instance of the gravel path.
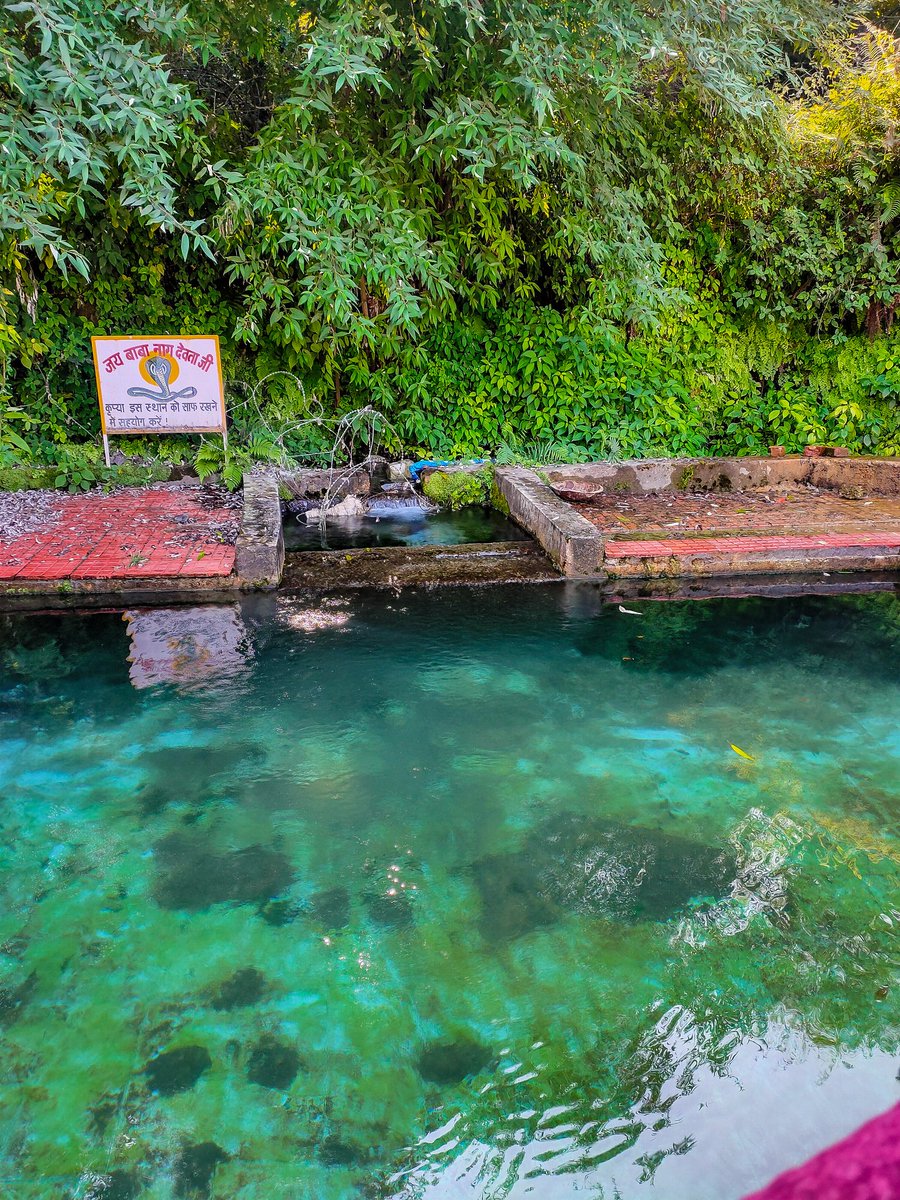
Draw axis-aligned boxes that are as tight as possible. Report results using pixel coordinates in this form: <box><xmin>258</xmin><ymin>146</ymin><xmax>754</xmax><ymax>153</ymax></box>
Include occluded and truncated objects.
<box><xmin>0</xmin><ymin>482</ymin><xmax>242</xmax><ymax>547</ymax></box>
<box><xmin>0</xmin><ymin>489</ymin><xmax>64</xmax><ymax>542</ymax></box>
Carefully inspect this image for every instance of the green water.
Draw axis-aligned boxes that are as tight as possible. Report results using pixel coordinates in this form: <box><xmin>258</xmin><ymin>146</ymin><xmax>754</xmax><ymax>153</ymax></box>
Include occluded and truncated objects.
<box><xmin>0</xmin><ymin>587</ymin><xmax>897</xmax><ymax>1200</ymax></box>
<box><xmin>283</xmin><ymin>506</ymin><xmax>529</xmax><ymax>551</ymax></box>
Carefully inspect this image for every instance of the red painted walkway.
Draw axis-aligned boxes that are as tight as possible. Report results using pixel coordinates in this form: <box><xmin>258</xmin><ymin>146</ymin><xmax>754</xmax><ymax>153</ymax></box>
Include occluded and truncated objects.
<box><xmin>0</xmin><ymin>487</ymin><xmax>235</xmax><ymax>582</ymax></box>
<box><xmin>604</xmin><ymin>531</ymin><xmax>900</xmax><ymax>558</ymax></box>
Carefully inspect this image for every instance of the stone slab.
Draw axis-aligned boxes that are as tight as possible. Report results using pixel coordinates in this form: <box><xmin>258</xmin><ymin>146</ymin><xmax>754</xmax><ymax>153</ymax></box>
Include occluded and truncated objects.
<box><xmin>234</xmin><ymin>472</ymin><xmax>284</xmax><ymax>588</ymax></box>
<box><xmin>281</xmin><ymin>540</ymin><xmax>560</xmax><ymax>590</ymax></box>
<box><xmin>494</xmin><ymin>467</ymin><xmax>605</xmax><ymax>576</ymax></box>
<box><xmin>603</xmin><ymin>571</ymin><xmax>900</xmax><ymax>604</ymax></box>
<box><xmin>542</xmin><ymin>456</ymin><xmax>900</xmax><ymax>497</ymax></box>
<box><xmin>0</xmin><ymin>484</ymin><xmax>238</xmax><ymax>598</ymax></box>
<box><xmin>604</xmin><ymin>541</ymin><xmax>900</xmax><ymax>578</ymax></box>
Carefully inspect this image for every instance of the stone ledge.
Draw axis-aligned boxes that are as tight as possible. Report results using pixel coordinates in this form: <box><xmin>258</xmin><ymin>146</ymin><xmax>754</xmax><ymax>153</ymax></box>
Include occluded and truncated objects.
<box><xmin>280</xmin><ymin>540</ymin><xmax>559</xmax><ymax>590</ymax></box>
<box><xmin>235</xmin><ymin>472</ymin><xmax>284</xmax><ymax>588</ymax></box>
<box><xmin>494</xmin><ymin>467</ymin><xmax>604</xmax><ymax>576</ymax></box>
<box><xmin>542</xmin><ymin>455</ymin><xmax>900</xmax><ymax>497</ymax></box>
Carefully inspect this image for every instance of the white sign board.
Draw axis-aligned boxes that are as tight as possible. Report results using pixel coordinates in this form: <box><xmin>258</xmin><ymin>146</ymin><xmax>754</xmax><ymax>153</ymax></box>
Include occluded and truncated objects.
<box><xmin>91</xmin><ymin>335</ymin><xmax>226</xmax><ymax>435</ymax></box>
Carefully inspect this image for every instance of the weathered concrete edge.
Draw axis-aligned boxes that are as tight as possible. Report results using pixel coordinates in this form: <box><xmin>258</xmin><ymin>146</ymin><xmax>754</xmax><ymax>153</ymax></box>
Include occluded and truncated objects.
<box><xmin>0</xmin><ymin>579</ymin><xmax>240</xmax><ymax>611</ymax></box>
<box><xmin>603</xmin><ymin>570</ymin><xmax>900</xmax><ymax>603</ymax></box>
<box><xmin>605</xmin><ymin>544</ymin><xmax>900</xmax><ymax>579</ymax></box>
<box><xmin>234</xmin><ymin>472</ymin><xmax>284</xmax><ymax>588</ymax></box>
<box><xmin>541</xmin><ymin>455</ymin><xmax>900</xmax><ymax>497</ymax></box>
<box><xmin>495</xmin><ymin>467</ymin><xmax>604</xmax><ymax>576</ymax></box>
<box><xmin>280</xmin><ymin>540</ymin><xmax>561</xmax><ymax>590</ymax></box>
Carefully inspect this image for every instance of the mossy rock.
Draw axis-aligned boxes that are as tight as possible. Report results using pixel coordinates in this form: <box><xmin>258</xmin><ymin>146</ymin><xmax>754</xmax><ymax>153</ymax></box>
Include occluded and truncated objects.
<box><xmin>423</xmin><ymin>466</ymin><xmax>493</xmax><ymax>510</ymax></box>
<box><xmin>0</xmin><ymin>465</ymin><xmax>57</xmax><ymax>492</ymax></box>
<box><xmin>489</xmin><ymin>478</ymin><xmax>510</xmax><ymax>515</ymax></box>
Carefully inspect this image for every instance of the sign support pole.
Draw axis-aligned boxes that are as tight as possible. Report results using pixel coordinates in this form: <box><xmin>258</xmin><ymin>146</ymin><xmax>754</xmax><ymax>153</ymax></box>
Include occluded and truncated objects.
<box><xmin>102</xmin><ymin>433</ymin><xmax>111</xmax><ymax>468</ymax></box>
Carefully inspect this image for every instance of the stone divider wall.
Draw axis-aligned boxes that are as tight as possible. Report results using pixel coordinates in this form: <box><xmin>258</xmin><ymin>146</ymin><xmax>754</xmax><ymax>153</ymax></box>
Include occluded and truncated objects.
<box><xmin>539</xmin><ymin>455</ymin><xmax>900</xmax><ymax>498</ymax></box>
<box><xmin>235</xmin><ymin>473</ymin><xmax>284</xmax><ymax>588</ymax></box>
<box><xmin>494</xmin><ymin>467</ymin><xmax>604</xmax><ymax>576</ymax></box>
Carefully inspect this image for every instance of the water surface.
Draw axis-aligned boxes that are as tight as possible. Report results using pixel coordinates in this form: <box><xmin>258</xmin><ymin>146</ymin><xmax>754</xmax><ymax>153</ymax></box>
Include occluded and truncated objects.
<box><xmin>283</xmin><ymin>506</ymin><xmax>529</xmax><ymax>551</ymax></box>
<box><xmin>0</xmin><ymin>587</ymin><xmax>897</xmax><ymax>1199</ymax></box>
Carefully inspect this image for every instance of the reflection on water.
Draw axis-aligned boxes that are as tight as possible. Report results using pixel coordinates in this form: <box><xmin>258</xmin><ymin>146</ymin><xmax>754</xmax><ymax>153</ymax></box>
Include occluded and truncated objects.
<box><xmin>0</xmin><ymin>586</ymin><xmax>897</xmax><ymax>1199</ymax></box>
<box><xmin>124</xmin><ymin>605</ymin><xmax>251</xmax><ymax>689</ymax></box>
<box><xmin>283</xmin><ymin>506</ymin><xmax>530</xmax><ymax>551</ymax></box>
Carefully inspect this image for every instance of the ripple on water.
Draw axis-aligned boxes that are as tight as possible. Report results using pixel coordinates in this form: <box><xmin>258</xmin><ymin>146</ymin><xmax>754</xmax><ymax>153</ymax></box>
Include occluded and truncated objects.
<box><xmin>472</xmin><ymin>814</ymin><xmax>738</xmax><ymax>942</ymax></box>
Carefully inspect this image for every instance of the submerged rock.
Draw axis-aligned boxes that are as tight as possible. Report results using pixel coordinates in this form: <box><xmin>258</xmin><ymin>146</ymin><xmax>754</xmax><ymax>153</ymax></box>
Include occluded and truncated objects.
<box><xmin>318</xmin><ymin>1135</ymin><xmax>364</xmax><ymax>1167</ymax></box>
<box><xmin>81</xmin><ymin>1170</ymin><xmax>138</xmax><ymax>1200</ymax></box>
<box><xmin>153</xmin><ymin>833</ymin><xmax>293</xmax><ymax>911</ymax></box>
<box><xmin>144</xmin><ymin>1045</ymin><xmax>211</xmax><ymax>1096</ymax></box>
<box><xmin>258</xmin><ymin>898</ymin><xmax>300</xmax><ymax>926</ymax></box>
<box><xmin>138</xmin><ymin>744</ymin><xmax>265</xmax><ymax>814</ymax></box>
<box><xmin>417</xmin><ymin>1037</ymin><xmax>492</xmax><ymax>1085</ymax></box>
<box><xmin>0</xmin><ymin>969</ymin><xmax>37</xmax><ymax>1028</ymax></box>
<box><xmin>174</xmin><ymin>1142</ymin><xmax>228</xmax><ymax>1198</ymax></box>
<box><xmin>365</xmin><ymin>890</ymin><xmax>414</xmax><ymax>928</ymax></box>
<box><xmin>246</xmin><ymin>1036</ymin><xmax>301</xmax><ymax>1090</ymax></box>
<box><xmin>310</xmin><ymin>886</ymin><xmax>350</xmax><ymax>930</ymax></box>
<box><xmin>472</xmin><ymin>815</ymin><xmax>737</xmax><ymax>942</ymax></box>
<box><xmin>471</xmin><ymin>853</ymin><xmax>560</xmax><ymax>943</ymax></box>
<box><xmin>209</xmin><ymin>967</ymin><xmax>266</xmax><ymax>1011</ymax></box>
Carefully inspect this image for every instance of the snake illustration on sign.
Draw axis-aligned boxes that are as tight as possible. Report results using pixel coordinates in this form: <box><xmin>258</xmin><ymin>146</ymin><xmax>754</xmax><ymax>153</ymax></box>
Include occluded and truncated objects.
<box><xmin>91</xmin><ymin>336</ymin><xmax>226</xmax><ymax>465</ymax></box>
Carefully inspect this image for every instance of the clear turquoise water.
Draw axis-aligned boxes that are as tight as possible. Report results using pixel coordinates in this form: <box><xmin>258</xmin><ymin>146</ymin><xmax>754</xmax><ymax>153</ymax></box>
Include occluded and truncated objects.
<box><xmin>0</xmin><ymin>586</ymin><xmax>897</xmax><ymax>1200</ymax></box>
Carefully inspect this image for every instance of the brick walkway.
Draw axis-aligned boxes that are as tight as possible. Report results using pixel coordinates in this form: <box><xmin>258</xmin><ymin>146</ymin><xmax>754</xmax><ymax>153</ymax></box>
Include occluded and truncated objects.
<box><xmin>575</xmin><ymin>491</ymin><xmax>900</xmax><ymax>536</ymax></box>
<box><xmin>0</xmin><ymin>486</ymin><xmax>237</xmax><ymax>582</ymax></box>
<box><xmin>574</xmin><ymin>490</ymin><xmax>900</xmax><ymax>558</ymax></box>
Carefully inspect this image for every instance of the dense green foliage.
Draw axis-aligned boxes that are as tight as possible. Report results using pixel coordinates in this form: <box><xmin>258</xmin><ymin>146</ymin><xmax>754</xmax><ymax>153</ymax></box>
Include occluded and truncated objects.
<box><xmin>2</xmin><ymin>1</ymin><xmax>900</xmax><ymax>472</ymax></box>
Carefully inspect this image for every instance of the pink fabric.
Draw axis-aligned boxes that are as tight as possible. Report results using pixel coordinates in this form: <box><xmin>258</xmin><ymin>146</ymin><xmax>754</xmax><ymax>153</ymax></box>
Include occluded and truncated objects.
<box><xmin>743</xmin><ymin>1103</ymin><xmax>900</xmax><ymax>1200</ymax></box>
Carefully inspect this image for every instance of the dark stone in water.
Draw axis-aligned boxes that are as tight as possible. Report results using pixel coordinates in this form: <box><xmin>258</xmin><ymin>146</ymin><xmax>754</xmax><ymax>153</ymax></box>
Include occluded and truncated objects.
<box><xmin>365</xmin><ymin>890</ymin><xmax>414</xmax><ymax>928</ymax></box>
<box><xmin>153</xmin><ymin>833</ymin><xmax>293</xmax><ymax>911</ymax></box>
<box><xmin>246</xmin><ymin>1036</ymin><xmax>301</xmax><ymax>1090</ymax></box>
<box><xmin>144</xmin><ymin>1045</ymin><xmax>211</xmax><ymax>1096</ymax></box>
<box><xmin>258</xmin><ymin>898</ymin><xmax>299</xmax><ymax>926</ymax></box>
<box><xmin>82</xmin><ymin>1170</ymin><xmax>138</xmax><ymax>1200</ymax></box>
<box><xmin>418</xmin><ymin>1037</ymin><xmax>492</xmax><ymax>1085</ymax></box>
<box><xmin>88</xmin><ymin>1092</ymin><xmax>121</xmax><ymax>1138</ymax></box>
<box><xmin>310</xmin><ymin>886</ymin><xmax>350</xmax><ymax>930</ymax></box>
<box><xmin>210</xmin><ymin>967</ymin><xmax>266</xmax><ymax>1011</ymax></box>
<box><xmin>138</xmin><ymin>743</ymin><xmax>265</xmax><ymax>815</ymax></box>
<box><xmin>174</xmin><ymin>1142</ymin><xmax>228</xmax><ymax>1198</ymax></box>
<box><xmin>471</xmin><ymin>853</ymin><xmax>561</xmax><ymax>943</ymax></box>
<box><xmin>0</xmin><ymin>969</ymin><xmax>37</xmax><ymax>1028</ymax></box>
<box><xmin>319</xmin><ymin>1135</ymin><xmax>363</xmax><ymax>1167</ymax></box>
<box><xmin>472</xmin><ymin>815</ymin><xmax>737</xmax><ymax>942</ymax></box>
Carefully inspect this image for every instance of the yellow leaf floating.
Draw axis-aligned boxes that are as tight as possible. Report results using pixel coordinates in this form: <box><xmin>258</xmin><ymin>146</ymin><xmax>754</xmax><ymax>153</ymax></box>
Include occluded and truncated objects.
<box><xmin>730</xmin><ymin>743</ymin><xmax>754</xmax><ymax>760</ymax></box>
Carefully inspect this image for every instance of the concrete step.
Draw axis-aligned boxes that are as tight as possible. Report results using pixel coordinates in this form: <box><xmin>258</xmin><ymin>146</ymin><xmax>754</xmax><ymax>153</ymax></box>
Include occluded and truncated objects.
<box><xmin>604</xmin><ymin>531</ymin><xmax>900</xmax><ymax>577</ymax></box>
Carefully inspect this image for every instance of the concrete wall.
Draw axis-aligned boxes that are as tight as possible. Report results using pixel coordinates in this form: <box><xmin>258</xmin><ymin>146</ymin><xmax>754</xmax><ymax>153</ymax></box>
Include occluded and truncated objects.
<box><xmin>494</xmin><ymin>467</ymin><xmax>604</xmax><ymax>576</ymax></box>
<box><xmin>541</xmin><ymin>456</ymin><xmax>900</xmax><ymax>498</ymax></box>
<box><xmin>235</xmin><ymin>473</ymin><xmax>284</xmax><ymax>588</ymax></box>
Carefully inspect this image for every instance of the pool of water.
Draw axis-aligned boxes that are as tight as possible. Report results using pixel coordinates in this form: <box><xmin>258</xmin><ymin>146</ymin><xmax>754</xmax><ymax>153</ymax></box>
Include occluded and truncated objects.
<box><xmin>283</xmin><ymin>506</ymin><xmax>530</xmax><ymax>551</ymax></box>
<box><xmin>0</xmin><ymin>587</ymin><xmax>897</xmax><ymax>1199</ymax></box>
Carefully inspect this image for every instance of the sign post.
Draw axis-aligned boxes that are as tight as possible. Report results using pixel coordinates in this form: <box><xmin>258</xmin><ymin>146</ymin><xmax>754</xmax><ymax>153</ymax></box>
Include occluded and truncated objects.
<box><xmin>90</xmin><ymin>336</ymin><xmax>227</xmax><ymax>466</ymax></box>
